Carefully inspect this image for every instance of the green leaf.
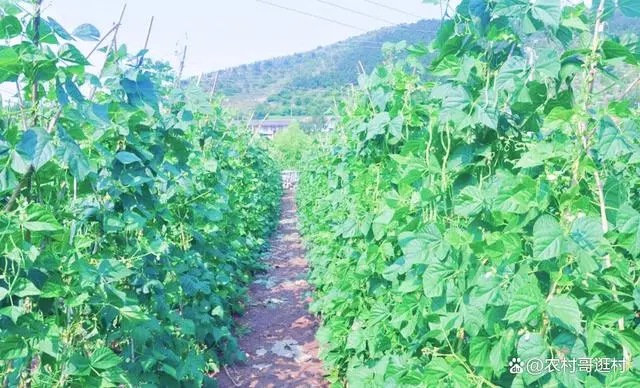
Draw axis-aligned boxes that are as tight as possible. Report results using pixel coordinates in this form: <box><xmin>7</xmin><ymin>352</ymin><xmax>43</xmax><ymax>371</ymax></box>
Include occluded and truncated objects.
<box><xmin>24</xmin><ymin>205</ymin><xmax>61</xmax><ymax>232</ymax></box>
<box><xmin>64</xmin><ymin>78</ymin><xmax>84</xmax><ymax>102</ymax></box>
<box><xmin>46</xmin><ymin>17</ymin><xmax>74</xmax><ymax>40</ymax></box>
<box><xmin>506</xmin><ymin>279</ymin><xmax>544</xmax><ymax>323</ymax></box>
<box><xmin>619</xmin><ymin>0</ymin><xmax>640</xmax><ymax>17</ymax></box>
<box><xmin>0</xmin><ymin>16</ymin><xmax>21</xmax><ymax>39</ymax></box>
<box><xmin>495</xmin><ymin>56</ymin><xmax>527</xmax><ymax>94</ymax></box>
<box><xmin>65</xmin><ymin>353</ymin><xmax>91</xmax><ymax>376</ymax></box>
<box><xmin>517</xmin><ymin>333</ymin><xmax>548</xmax><ymax>384</ymax></box>
<box><xmin>532</xmin><ymin>215</ymin><xmax>565</xmax><ymax>261</ymax></box>
<box><xmin>533</xmin><ymin>48</ymin><xmax>561</xmax><ymax>79</ymax></box>
<box><xmin>423</xmin><ymin>261</ymin><xmax>454</xmax><ymax>297</ymax></box>
<box><xmin>601</xmin><ymin>40</ymin><xmax>637</xmax><ymax>64</ymax></box>
<box><xmin>597</xmin><ymin>117</ymin><xmax>633</xmax><ymax>161</ymax></box>
<box><xmin>593</xmin><ymin>301</ymin><xmax>633</xmax><ymax>326</ymax></box>
<box><xmin>121</xmin><ymin>73</ymin><xmax>159</xmax><ymax>109</ymax></box>
<box><xmin>616</xmin><ymin>204</ymin><xmax>640</xmax><ymax>256</ymax></box>
<box><xmin>59</xmin><ymin>43</ymin><xmax>90</xmax><ymax>65</ymax></box>
<box><xmin>388</xmin><ymin>114</ymin><xmax>404</xmax><ymax>140</ymax></box>
<box><xmin>0</xmin><ymin>287</ymin><xmax>7</xmax><ymax>301</ymax></box>
<box><xmin>616</xmin><ymin>330</ymin><xmax>640</xmax><ymax>354</ymax></box>
<box><xmin>0</xmin><ymin>336</ymin><xmax>28</xmax><ymax>360</ymax></box>
<box><xmin>337</xmin><ymin>218</ymin><xmax>357</xmax><ymax>238</ymax></box>
<box><xmin>15</xmin><ymin>128</ymin><xmax>55</xmax><ymax>172</ymax></box>
<box><xmin>72</xmin><ymin>23</ymin><xmax>100</xmax><ymax>41</ymax></box>
<box><xmin>454</xmin><ymin>186</ymin><xmax>484</xmax><ymax>217</ymax></box>
<box><xmin>0</xmin><ymin>46</ymin><xmax>20</xmax><ymax>83</ymax></box>
<box><xmin>569</xmin><ymin>216</ymin><xmax>603</xmax><ymax>253</ymax></box>
<box><xmin>115</xmin><ymin>151</ymin><xmax>142</xmax><ymax>165</ymax></box>
<box><xmin>469</xmin><ymin>335</ymin><xmax>492</xmax><ymax>367</ymax></box>
<box><xmin>119</xmin><ymin>305</ymin><xmax>149</xmax><ymax>322</ymax></box>
<box><xmin>372</xmin><ymin>207</ymin><xmax>394</xmax><ymax>240</ymax></box>
<box><xmin>369</xmin><ymin>301</ymin><xmax>390</xmax><ymax>326</ymax></box>
<box><xmin>0</xmin><ymin>305</ymin><xmax>24</xmax><ymax>324</ymax></box>
<box><xmin>57</xmin><ymin>128</ymin><xmax>91</xmax><ymax>180</ymax></box>
<box><xmin>90</xmin><ymin>347</ymin><xmax>121</xmax><ymax>370</ymax></box>
<box><xmin>12</xmin><ymin>279</ymin><xmax>41</xmax><ymax>297</ymax></box>
<box><xmin>530</xmin><ymin>0</ymin><xmax>562</xmax><ymax>30</ymax></box>
<box><xmin>547</xmin><ymin>294</ymin><xmax>583</xmax><ymax>333</ymax></box>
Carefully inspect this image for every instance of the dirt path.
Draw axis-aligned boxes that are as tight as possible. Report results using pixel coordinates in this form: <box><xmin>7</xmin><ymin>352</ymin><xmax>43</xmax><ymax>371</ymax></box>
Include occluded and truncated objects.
<box><xmin>218</xmin><ymin>189</ymin><xmax>327</xmax><ymax>388</ymax></box>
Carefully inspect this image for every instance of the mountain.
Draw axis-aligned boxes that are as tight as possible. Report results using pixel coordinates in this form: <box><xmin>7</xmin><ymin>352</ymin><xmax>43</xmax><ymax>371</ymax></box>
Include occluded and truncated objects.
<box><xmin>197</xmin><ymin>16</ymin><xmax>640</xmax><ymax>120</ymax></box>
<box><xmin>197</xmin><ymin>19</ymin><xmax>441</xmax><ymax>119</ymax></box>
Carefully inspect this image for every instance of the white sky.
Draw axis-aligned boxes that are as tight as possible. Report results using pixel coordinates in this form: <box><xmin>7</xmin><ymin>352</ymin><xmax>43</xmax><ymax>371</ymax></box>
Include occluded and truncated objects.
<box><xmin>45</xmin><ymin>0</ymin><xmax>456</xmax><ymax>77</ymax></box>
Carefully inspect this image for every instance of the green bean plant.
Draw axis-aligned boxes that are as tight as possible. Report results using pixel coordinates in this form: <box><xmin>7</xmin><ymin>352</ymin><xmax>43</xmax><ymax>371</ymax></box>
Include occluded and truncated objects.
<box><xmin>0</xmin><ymin>1</ymin><xmax>281</xmax><ymax>386</ymax></box>
<box><xmin>298</xmin><ymin>0</ymin><xmax>640</xmax><ymax>386</ymax></box>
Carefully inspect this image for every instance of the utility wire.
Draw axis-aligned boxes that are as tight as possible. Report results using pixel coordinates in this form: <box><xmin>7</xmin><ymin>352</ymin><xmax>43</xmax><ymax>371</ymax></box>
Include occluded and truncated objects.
<box><xmin>316</xmin><ymin>0</ymin><xmax>400</xmax><ymax>26</ymax></box>
<box><xmin>316</xmin><ymin>0</ymin><xmax>432</xmax><ymax>34</ymax></box>
<box><xmin>363</xmin><ymin>0</ymin><xmax>424</xmax><ymax>19</ymax></box>
<box><xmin>256</xmin><ymin>0</ymin><xmax>368</xmax><ymax>32</ymax></box>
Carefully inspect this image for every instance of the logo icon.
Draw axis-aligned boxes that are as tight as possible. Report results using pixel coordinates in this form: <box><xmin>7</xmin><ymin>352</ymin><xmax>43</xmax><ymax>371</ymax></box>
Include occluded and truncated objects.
<box><xmin>509</xmin><ymin>358</ymin><xmax>523</xmax><ymax>374</ymax></box>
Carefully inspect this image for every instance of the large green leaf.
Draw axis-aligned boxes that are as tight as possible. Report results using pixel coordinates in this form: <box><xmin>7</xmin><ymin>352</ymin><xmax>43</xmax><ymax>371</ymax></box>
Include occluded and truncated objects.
<box><xmin>616</xmin><ymin>203</ymin><xmax>640</xmax><ymax>256</ymax></box>
<box><xmin>495</xmin><ymin>56</ymin><xmax>527</xmax><ymax>94</ymax></box>
<box><xmin>57</xmin><ymin>128</ymin><xmax>91</xmax><ymax>180</ymax></box>
<box><xmin>72</xmin><ymin>23</ymin><xmax>100</xmax><ymax>41</ymax></box>
<box><xmin>530</xmin><ymin>0</ymin><xmax>562</xmax><ymax>30</ymax></box>
<box><xmin>517</xmin><ymin>333</ymin><xmax>548</xmax><ymax>384</ymax></box>
<box><xmin>619</xmin><ymin>0</ymin><xmax>640</xmax><ymax>17</ymax></box>
<box><xmin>546</xmin><ymin>294</ymin><xmax>583</xmax><ymax>333</ymax></box>
<box><xmin>597</xmin><ymin>117</ymin><xmax>634</xmax><ymax>161</ymax></box>
<box><xmin>533</xmin><ymin>48</ymin><xmax>561</xmax><ymax>79</ymax></box>
<box><xmin>532</xmin><ymin>215</ymin><xmax>565</xmax><ymax>261</ymax></box>
<box><xmin>121</xmin><ymin>73</ymin><xmax>159</xmax><ymax>109</ymax></box>
<box><xmin>115</xmin><ymin>151</ymin><xmax>142</xmax><ymax>165</ymax></box>
<box><xmin>0</xmin><ymin>46</ymin><xmax>21</xmax><ymax>82</ymax></box>
<box><xmin>90</xmin><ymin>347</ymin><xmax>122</xmax><ymax>370</ymax></box>
<box><xmin>593</xmin><ymin>301</ymin><xmax>633</xmax><ymax>326</ymax></box>
<box><xmin>569</xmin><ymin>216</ymin><xmax>603</xmax><ymax>253</ymax></box>
<box><xmin>59</xmin><ymin>43</ymin><xmax>90</xmax><ymax>65</ymax></box>
<box><xmin>14</xmin><ymin>128</ymin><xmax>55</xmax><ymax>172</ymax></box>
<box><xmin>505</xmin><ymin>279</ymin><xmax>544</xmax><ymax>323</ymax></box>
<box><xmin>454</xmin><ymin>186</ymin><xmax>484</xmax><ymax>217</ymax></box>
<box><xmin>0</xmin><ymin>16</ymin><xmax>21</xmax><ymax>39</ymax></box>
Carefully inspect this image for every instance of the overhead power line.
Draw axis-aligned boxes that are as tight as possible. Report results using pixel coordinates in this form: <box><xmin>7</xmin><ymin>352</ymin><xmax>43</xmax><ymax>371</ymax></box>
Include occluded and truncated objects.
<box><xmin>316</xmin><ymin>0</ymin><xmax>399</xmax><ymax>26</ymax></box>
<box><xmin>316</xmin><ymin>0</ymin><xmax>432</xmax><ymax>35</ymax></box>
<box><xmin>256</xmin><ymin>0</ymin><xmax>368</xmax><ymax>32</ymax></box>
<box><xmin>363</xmin><ymin>0</ymin><xmax>424</xmax><ymax>19</ymax></box>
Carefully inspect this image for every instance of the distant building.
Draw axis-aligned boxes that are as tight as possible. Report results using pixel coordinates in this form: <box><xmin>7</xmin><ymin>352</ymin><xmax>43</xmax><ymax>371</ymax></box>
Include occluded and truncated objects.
<box><xmin>248</xmin><ymin>119</ymin><xmax>292</xmax><ymax>139</ymax></box>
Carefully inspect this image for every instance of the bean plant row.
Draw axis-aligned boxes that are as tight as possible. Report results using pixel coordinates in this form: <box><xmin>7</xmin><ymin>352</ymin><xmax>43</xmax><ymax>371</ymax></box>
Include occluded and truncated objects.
<box><xmin>0</xmin><ymin>1</ymin><xmax>281</xmax><ymax>386</ymax></box>
<box><xmin>298</xmin><ymin>0</ymin><xmax>640</xmax><ymax>386</ymax></box>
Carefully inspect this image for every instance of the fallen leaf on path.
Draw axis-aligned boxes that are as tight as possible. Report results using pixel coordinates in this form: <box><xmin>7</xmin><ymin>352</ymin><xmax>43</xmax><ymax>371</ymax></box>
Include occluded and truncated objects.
<box><xmin>271</xmin><ymin>339</ymin><xmax>311</xmax><ymax>362</ymax></box>
<box><xmin>252</xmin><ymin>363</ymin><xmax>272</xmax><ymax>371</ymax></box>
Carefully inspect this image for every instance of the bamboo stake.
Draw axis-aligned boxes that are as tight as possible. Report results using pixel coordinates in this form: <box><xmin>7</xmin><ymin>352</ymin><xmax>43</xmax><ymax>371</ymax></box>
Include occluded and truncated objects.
<box><xmin>88</xmin><ymin>3</ymin><xmax>127</xmax><ymax>100</ymax></box>
<box><xmin>176</xmin><ymin>45</ymin><xmax>188</xmax><ymax>86</ymax></box>
<box><xmin>137</xmin><ymin>16</ymin><xmax>155</xmax><ymax>67</ymax></box>
<box><xmin>209</xmin><ymin>71</ymin><xmax>220</xmax><ymax>100</ymax></box>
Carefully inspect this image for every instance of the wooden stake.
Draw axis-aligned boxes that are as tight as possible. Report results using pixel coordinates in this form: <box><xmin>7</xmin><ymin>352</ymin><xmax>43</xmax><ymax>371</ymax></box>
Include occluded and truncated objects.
<box><xmin>137</xmin><ymin>16</ymin><xmax>155</xmax><ymax>67</ymax></box>
<box><xmin>176</xmin><ymin>45</ymin><xmax>188</xmax><ymax>86</ymax></box>
<box><xmin>89</xmin><ymin>3</ymin><xmax>127</xmax><ymax>100</ymax></box>
<box><xmin>209</xmin><ymin>71</ymin><xmax>220</xmax><ymax>99</ymax></box>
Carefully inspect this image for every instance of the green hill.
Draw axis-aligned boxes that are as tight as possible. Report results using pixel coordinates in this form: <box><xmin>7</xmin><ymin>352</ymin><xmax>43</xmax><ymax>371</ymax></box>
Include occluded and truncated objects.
<box><xmin>198</xmin><ymin>16</ymin><xmax>640</xmax><ymax>120</ymax></box>
<box><xmin>198</xmin><ymin>19</ymin><xmax>441</xmax><ymax>119</ymax></box>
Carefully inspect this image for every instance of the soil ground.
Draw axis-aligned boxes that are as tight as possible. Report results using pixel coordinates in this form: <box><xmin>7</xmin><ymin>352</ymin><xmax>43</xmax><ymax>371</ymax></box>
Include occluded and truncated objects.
<box><xmin>217</xmin><ymin>189</ymin><xmax>327</xmax><ymax>388</ymax></box>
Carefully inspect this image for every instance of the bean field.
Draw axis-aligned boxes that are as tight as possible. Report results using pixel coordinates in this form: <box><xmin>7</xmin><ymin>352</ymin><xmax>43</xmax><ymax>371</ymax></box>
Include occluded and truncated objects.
<box><xmin>2</xmin><ymin>0</ymin><xmax>640</xmax><ymax>387</ymax></box>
